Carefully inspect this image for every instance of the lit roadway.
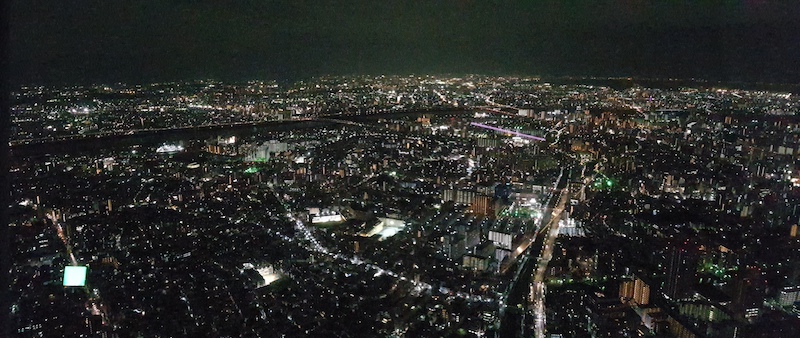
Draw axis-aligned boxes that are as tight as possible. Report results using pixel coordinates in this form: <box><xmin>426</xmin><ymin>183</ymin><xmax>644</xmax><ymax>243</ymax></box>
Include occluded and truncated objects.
<box><xmin>48</xmin><ymin>211</ymin><xmax>78</xmax><ymax>266</ymax></box>
<box><xmin>498</xmin><ymin>168</ymin><xmax>564</xmax><ymax>337</ymax></box>
<box><xmin>469</xmin><ymin>122</ymin><xmax>547</xmax><ymax>142</ymax></box>
<box><xmin>45</xmin><ymin>210</ymin><xmax>109</xmax><ymax>324</ymax></box>
<box><xmin>531</xmin><ymin>187</ymin><xmax>570</xmax><ymax>338</ymax></box>
<box><xmin>433</xmin><ymin>89</ymin><xmax>457</xmax><ymax>106</ymax></box>
<box><xmin>500</xmin><ymin>168</ymin><xmax>564</xmax><ymax>275</ymax></box>
<box><xmin>482</xmin><ymin>95</ymin><xmax>518</xmax><ymax>111</ymax></box>
<box><xmin>475</xmin><ymin>106</ymin><xmax>519</xmax><ymax>117</ymax></box>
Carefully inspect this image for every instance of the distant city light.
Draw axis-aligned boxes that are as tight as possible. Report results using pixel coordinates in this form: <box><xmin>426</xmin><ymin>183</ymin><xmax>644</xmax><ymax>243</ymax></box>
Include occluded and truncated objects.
<box><xmin>256</xmin><ymin>265</ymin><xmax>281</xmax><ymax>287</ymax></box>
<box><xmin>362</xmin><ymin>217</ymin><xmax>406</xmax><ymax>240</ymax></box>
<box><xmin>220</xmin><ymin>136</ymin><xmax>236</xmax><ymax>145</ymax></box>
<box><xmin>469</xmin><ymin>122</ymin><xmax>546</xmax><ymax>141</ymax></box>
<box><xmin>13</xmin><ymin>74</ymin><xmax>800</xmax><ymax>337</ymax></box>
<box><xmin>311</xmin><ymin>214</ymin><xmax>345</xmax><ymax>224</ymax></box>
<box><xmin>156</xmin><ymin>144</ymin><xmax>184</xmax><ymax>153</ymax></box>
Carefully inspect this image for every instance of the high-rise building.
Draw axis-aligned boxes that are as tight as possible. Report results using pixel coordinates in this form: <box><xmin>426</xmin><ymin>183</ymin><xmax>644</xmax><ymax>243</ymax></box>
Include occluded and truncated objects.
<box><xmin>441</xmin><ymin>189</ymin><xmax>477</xmax><ymax>205</ymax></box>
<box><xmin>778</xmin><ymin>285</ymin><xmax>800</xmax><ymax>307</ymax></box>
<box><xmin>664</xmin><ymin>244</ymin><xmax>699</xmax><ymax>300</ymax></box>
<box><xmin>728</xmin><ymin>266</ymin><xmax>766</xmax><ymax>321</ymax></box>
<box><xmin>470</xmin><ymin>195</ymin><xmax>494</xmax><ymax>216</ymax></box>
<box><xmin>620</xmin><ymin>276</ymin><xmax>651</xmax><ymax>306</ymax></box>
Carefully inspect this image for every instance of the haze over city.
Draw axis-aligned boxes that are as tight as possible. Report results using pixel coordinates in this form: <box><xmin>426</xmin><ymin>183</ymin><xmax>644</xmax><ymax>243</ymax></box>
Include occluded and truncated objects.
<box><xmin>9</xmin><ymin>1</ymin><xmax>800</xmax><ymax>85</ymax></box>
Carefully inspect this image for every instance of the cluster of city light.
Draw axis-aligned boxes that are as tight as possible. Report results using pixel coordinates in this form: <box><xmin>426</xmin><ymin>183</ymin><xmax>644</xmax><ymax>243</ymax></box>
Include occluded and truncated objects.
<box><xmin>156</xmin><ymin>144</ymin><xmax>184</xmax><ymax>153</ymax></box>
<box><xmin>469</xmin><ymin>122</ymin><xmax>546</xmax><ymax>141</ymax></box>
<box><xmin>593</xmin><ymin>173</ymin><xmax>615</xmax><ymax>189</ymax></box>
<box><xmin>274</xmin><ymin>191</ymin><xmax>494</xmax><ymax>303</ymax></box>
<box><xmin>255</xmin><ymin>265</ymin><xmax>281</xmax><ymax>286</ymax></box>
<box><xmin>593</xmin><ymin>178</ymin><xmax>614</xmax><ymax>188</ymax></box>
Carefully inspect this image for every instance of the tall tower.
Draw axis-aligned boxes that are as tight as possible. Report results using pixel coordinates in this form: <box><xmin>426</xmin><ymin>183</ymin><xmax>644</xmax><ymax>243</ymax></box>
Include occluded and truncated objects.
<box><xmin>664</xmin><ymin>243</ymin><xmax>699</xmax><ymax>300</ymax></box>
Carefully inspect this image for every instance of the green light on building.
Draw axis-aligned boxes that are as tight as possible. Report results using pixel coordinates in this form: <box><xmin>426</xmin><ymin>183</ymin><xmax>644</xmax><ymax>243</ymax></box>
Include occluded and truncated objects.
<box><xmin>244</xmin><ymin>167</ymin><xmax>259</xmax><ymax>174</ymax></box>
<box><xmin>63</xmin><ymin>266</ymin><xmax>88</xmax><ymax>287</ymax></box>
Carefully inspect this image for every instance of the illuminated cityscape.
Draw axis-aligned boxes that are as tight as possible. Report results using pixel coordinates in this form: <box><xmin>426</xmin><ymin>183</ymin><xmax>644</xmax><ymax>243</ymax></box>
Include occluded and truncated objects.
<box><xmin>5</xmin><ymin>75</ymin><xmax>800</xmax><ymax>337</ymax></box>
<box><xmin>4</xmin><ymin>2</ymin><xmax>800</xmax><ymax>338</ymax></box>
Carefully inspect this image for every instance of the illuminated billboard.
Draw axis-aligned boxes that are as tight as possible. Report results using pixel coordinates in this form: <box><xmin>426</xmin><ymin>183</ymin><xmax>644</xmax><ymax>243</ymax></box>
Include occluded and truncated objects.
<box><xmin>63</xmin><ymin>266</ymin><xmax>88</xmax><ymax>287</ymax></box>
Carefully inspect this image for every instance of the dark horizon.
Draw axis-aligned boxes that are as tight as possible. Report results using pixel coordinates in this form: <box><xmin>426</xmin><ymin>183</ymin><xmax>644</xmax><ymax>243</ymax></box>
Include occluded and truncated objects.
<box><xmin>9</xmin><ymin>1</ymin><xmax>800</xmax><ymax>87</ymax></box>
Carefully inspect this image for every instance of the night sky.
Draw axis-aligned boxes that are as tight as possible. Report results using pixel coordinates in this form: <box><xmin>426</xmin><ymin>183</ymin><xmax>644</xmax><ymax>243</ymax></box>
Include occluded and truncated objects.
<box><xmin>9</xmin><ymin>0</ymin><xmax>800</xmax><ymax>86</ymax></box>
